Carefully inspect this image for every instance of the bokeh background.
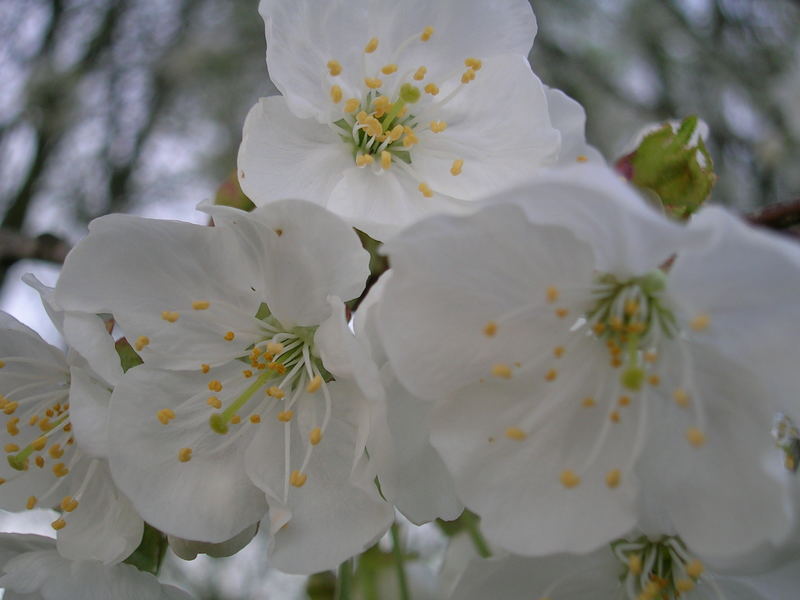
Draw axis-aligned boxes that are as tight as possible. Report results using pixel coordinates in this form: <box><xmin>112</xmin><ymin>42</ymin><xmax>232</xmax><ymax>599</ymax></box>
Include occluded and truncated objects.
<box><xmin>0</xmin><ymin>0</ymin><xmax>798</xmax><ymax>597</ymax></box>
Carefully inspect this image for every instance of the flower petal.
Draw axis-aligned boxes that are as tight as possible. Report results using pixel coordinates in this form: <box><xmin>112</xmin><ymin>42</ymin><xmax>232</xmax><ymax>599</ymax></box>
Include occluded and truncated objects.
<box><xmin>68</xmin><ymin>366</ymin><xmax>111</xmax><ymax>459</ymax></box>
<box><xmin>108</xmin><ymin>364</ymin><xmax>268</xmax><ymax>542</ymax></box>
<box><xmin>543</xmin><ymin>86</ymin><xmax>605</xmax><ymax>165</ymax></box>
<box><xmin>237</xmin><ymin>96</ymin><xmax>353</xmax><ymax>208</ymax></box>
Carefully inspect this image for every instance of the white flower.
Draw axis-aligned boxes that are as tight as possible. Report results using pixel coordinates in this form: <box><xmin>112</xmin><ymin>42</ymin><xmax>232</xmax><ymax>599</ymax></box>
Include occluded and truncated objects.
<box><xmin>377</xmin><ymin>165</ymin><xmax>800</xmax><ymax>558</ymax></box>
<box><xmin>54</xmin><ymin>200</ymin><xmax>393</xmax><ymax>573</ymax></box>
<box><xmin>0</xmin><ymin>533</ymin><xmax>193</xmax><ymax>600</ymax></box>
<box><xmin>238</xmin><ymin>0</ymin><xmax>580</xmax><ymax>240</ymax></box>
<box><xmin>0</xmin><ymin>301</ymin><xmax>143</xmax><ymax>565</ymax></box>
<box><xmin>354</xmin><ymin>274</ymin><xmax>463</xmax><ymax>524</ymax></box>
<box><xmin>446</xmin><ymin>535</ymin><xmax>800</xmax><ymax>600</ymax></box>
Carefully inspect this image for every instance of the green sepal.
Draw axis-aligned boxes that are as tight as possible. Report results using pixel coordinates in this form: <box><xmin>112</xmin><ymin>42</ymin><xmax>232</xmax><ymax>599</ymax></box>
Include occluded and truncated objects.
<box><xmin>214</xmin><ymin>170</ymin><xmax>255</xmax><ymax>212</ymax></box>
<box><xmin>115</xmin><ymin>338</ymin><xmax>143</xmax><ymax>373</ymax></box>
<box><xmin>123</xmin><ymin>523</ymin><xmax>168</xmax><ymax>575</ymax></box>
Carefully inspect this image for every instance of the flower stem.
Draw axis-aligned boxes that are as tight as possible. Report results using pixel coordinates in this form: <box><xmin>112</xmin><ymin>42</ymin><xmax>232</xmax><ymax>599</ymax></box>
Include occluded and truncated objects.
<box><xmin>336</xmin><ymin>559</ymin><xmax>353</xmax><ymax>600</ymax></box>
<box><xmin>390</xmin><ymin>522</ymin><xmax>411</xmax><ymax>600</ymax></box>
<box><xmin>463</xmin><ymin>513</ymin><xmax>492</xmax><ymax>558</ymax></box>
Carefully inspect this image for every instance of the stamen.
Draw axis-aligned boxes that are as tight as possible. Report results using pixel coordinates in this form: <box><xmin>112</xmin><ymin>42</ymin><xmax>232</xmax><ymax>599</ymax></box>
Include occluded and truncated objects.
<box><xmin>207</xmin><ymin>396</ymin><xmax>222</xmax><ymax>409</ymax></box>
<box><xmin>380</xmin><ymin>151</ymin><xmax>392</xmax><ymax>169</ymax></box>
<box><xmin>309</xmin><ymin>427</ymin><xmax>323</xmax><ymax>445</ymax></box>
<box><xmin>628</xmin><ymin>554</ymin><xmax>643</xmax><ymax>575</ymax></box>
<box><xmin>161</xmin><ymin>311</ymin><xmax>179</xmax><ymax>323</ymax></box>
<box><xmin>381</xmin><ymin>63</ymin><xmax>398</xmax><ymax>75</ymax></box>
<box><xmin>461</xmin><ymin>69</ymin><xmax>476</xmax><ymax>84</ymax></box>
<box><xmin>686</xmin><ymin>559</ymin><xmax>704</xmax><ymax>578</ymax></box>
<box><xmin>364</xmin><ymin>77</ymin><xmax>382</xmax><ymax>89</ymax></box>
<box><xmin>356</xmin><ymin>154</ymin><xmax>374</xmax><ymax>167</ymax></box>
<box><xmin>192</xmin><ymin>301</ymin><xmax>210</xmax><ymax>310</ymax></box>
<box><xmin>249</xmin><ymin>414</ymin><xmax>261</xmax><ymax>424</ymax></box>
<box><xmin>491</xmin><ymin>364</ymin><xmax>512</xmax><ymax>379</ymax></box>
<box><xmin>505</xmin><ymin>427</ymin><xmax>526</xmax><ymax>441</ymax></box>
<box><xmin>450</xmin><ymin>159</ymin><xmax>463</xmax><ymax>175</ymax></box>
<box><xmin>26</xmin><ymin>496</ymin><xmax>37</xmax><ymax>509</ymax></box>
<box><xmin>60</xmin><ymin>496</ymin><xmax>79</xmax><ymax>512</ymax></box>
<box><xmin>464</xmin><ymin>57</ymin><xmax>482</xmax><ymax>70</ymax></box>
<box><xmin>420</xmin><ymin>26</ymin><xmax>434</xmax><ymax>41</ymax></box>
<box><xmin>685</xmin><ymin>428</ymin><xmax>706</xmax><ymax>447</ymax></box>
<box><xmin>52</xmin><ymin>462</ymin><xmax>69</xmax><ymax>477</ymax></box>
<box><xmin>560</xmin><ymin>469</ymin><xmax>581</xmax><ymax>488</ymax></box>
<box><xmin>581</xmin><ymin>397</ymin><xmax>596</xmax><ymax>408</ymax></box>
<box><xmin>290</xmin><ymin>470</ymin><xmax>307</xmax><ymax>487</ymax></box>
<box><xmin>51</xmin><ymin>518</ymin><xmax>66</xmax><ymax>530</ymax></box>
<box><xmin>267</xmin><ymin>386</ymin><xmax>285</xmax><ymax>399</ymax></box>
<box><xmin>201</xmin><ymin>364</ymin><xmax>210</xmax><ymax>374</ymax></box>
<box><xmin>673</xmin><ymin>388</ymin><xmax>690</xmax><ymax>407</ymax></box>
<box><xmin>327</xmin><ymin>60</ymin><xmax>342</xmax><ymax>76</ymax></box>
<box><xmin>605</xmin><ymin>469</ymin><xmax>622</xmax><ymax>489</ymax></box>
<box><xmin>306</xmin><ymin>375</ymin><xmax>323</xmax><ymax>393</ymax></box>
<box><xmin>277</xmin><ymin>410</ymin><xmax>294</xmax><ymax>422</ymax></box>
<box><xmin>423</xmin><ymin>83</ymin><xmax>439</xmax><ymax>95</ymax></box>
<box><xmin>418</xmin><ymin>182</ymin><xmax>433</xmax><ymax>197</ymax></box>
<box><xmin>364</xmin><ymin>37</ymin><xmax>379</xmax><ymax>53</ymax></box>
<box><xmin>156</xmin><ymin>408</ymin><xmax>176</xmax><ymax>425</ymax></box>
<box><xmin>344</xmin><ymin>98</ymin><xmax>360</xmax><ymax>113</ymax></box>
<box><xmin>576</xmin><ymin>155</ymin><xmax>589</xmax><ymax>163</ymax></box>
<box><xmin>430</xmin><ymin>120</ymin><xmax>447</xmax><ymax>132</ymax></box>
<box><xmin>413</xmin><ymin>66</ymin><xmax>427</xmax><ymax>80</ymax></box>
<box><xmin>134</xmin><ymin>336</ymin><xmax>150</xmax><ymax>351</ymax></box>
<box><xmin>224</xmin><ymin>331</ymin><xmax>235</xmax><ymax>341</ymax></box>
<box><xmin>330</xmin><ymin>85</ymin><xmax>343</xmax><ymax>103</ymax></box>
<box><xmin>483</xmin><ymin>321</ymin><xmax>497</xmax><ymax>337</ymax></box>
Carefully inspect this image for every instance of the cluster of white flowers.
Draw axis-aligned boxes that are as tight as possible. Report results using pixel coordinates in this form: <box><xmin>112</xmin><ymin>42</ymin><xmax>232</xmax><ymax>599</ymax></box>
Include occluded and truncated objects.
<box><xmin>1</xmin><ymin>0</ymin><xmax>799</xmax><ymax>598</ymax></box>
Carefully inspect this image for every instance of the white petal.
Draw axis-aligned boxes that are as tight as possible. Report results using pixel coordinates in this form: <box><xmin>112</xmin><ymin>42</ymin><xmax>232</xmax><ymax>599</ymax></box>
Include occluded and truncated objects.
<box><xmin>670</xmin><ymin>206</ymin><xmax>800</xmax><ymax>423</ymax></box>
<box><xmin>379</xmin><ymin>203</ymin><xmax>595</xmax><ymax>399</ymax></box>
<box><xmin>55</xmin><ymin>459</ymin><xmax>143</xmax><ymax>565</ymax></box>
<box><xmin>245</xmin><ymin>380</ymin><xmax>393</xmax><ymax>574</ymax></box>
<box><xmin>54</xmin><ymin>215</ymin><xmax>262</xmax><ymax>371</ymax></box>
<box><xmin>68</xmin><ymin>366</ymin><xmax>111</xmax><ymax>459</ymax></box>
<box><xmin>237</xmin><ymin>96</ymin><xmax>353</xmax><ymax>208</ymax></box>
<box><xmin>544</xmin><ymin>86</ymin><xmax>605</xmax><ymax>165</ymax></box>
<box><xmin>412</xmin><ymin>56</ymin><xmax>560</xmax><ymax>200</ymax></box>
<box><xmin>204</xmin><ymin>200</ymin><xmax>370</xmax><ymax>327</ymax></box>
<box><xmin>62</xmin><ymin>312</ymin><xmax>122</xmax><ymax>387</ymax></box>
<box><xmin>492</xmin><ymin>164</ymin><xmax>687</xmax><ymax>275</ymax></box>
<box><xmin>369</xmin><ymin>365</ymin><xmax>463</xmax><ymax>524</ymax></box>
<box><xmin>108</xmin><ymin>365</ymin><xmax>268</xmax><ymax>542</ymax></box>
<box><xmin>447</xmin><ymin>547</ymin><xmax>620</xmax><ymax>600</ymax></box>
<box><xmin>637</xmin><ymin>342</ymin><xmax>794</xmax><ymax>559</ymax></box>
<box><xmin>432</xmin><ymin>345</ymin><xmax>639</xmax><ymax>556</ymax></box>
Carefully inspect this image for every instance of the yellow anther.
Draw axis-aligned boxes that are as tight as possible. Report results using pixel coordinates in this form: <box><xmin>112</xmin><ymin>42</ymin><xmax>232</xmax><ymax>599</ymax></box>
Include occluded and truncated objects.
<box><xmin>582</xmin><ymin>397</ymin><xmax>596</xmax><ymax>408</ymax></box>
<box><xmin>381</xmin><ymin>63</ymin><xmax>398</xmax><ymax>75</ymax></box>
<box><xmin>624</xmin><ymin>300</ymin><xmax>639</xmax><ymax>316</ymax></box>
<box><xmin>267</xmin><ymin>386</ymin><xmax>285</xmax><ymax>399</ymax></box>
<box><xmin>461</xmin><ymin>68</ymin><xmax>476</xmax><ymax>84</ymax></box>
<box><xmin>330</xmin><ymin>84</ymin><xmax>343</xmax><ymax>103</ymax></box>
<box><xmin>560</xmin><ymin>469</ymin><xmax>581</xmax><ymax>488</ymax></box>
<box><xmin>491</xmin><ymin>364</ymin><xmax>512</xmax><ymax>379</ymax></box>
<box><xmin>555</xmin><ymin>308</ymin><xmax>569</xmax><ymax>319</ymax></box>
<box><xmin>223</xmin><ymin>331</ymin><xmax>235</xmax><ymax>341</ymax></box>
<box><xmin>450</xmin><ymin>159</ymin><xmax>464</xmax><ymax>176</ymax></box>
<box><xmin>610</xmin><ymin>357</ymin><xmax>623</xmax><ymax>368</ymax></box>
<box><xmin>380</xmin><ymin>151</ymin><xmax>392</xmax><ymax>170</ymax></box>
<box><xmin>628</xmin><ymin>554</ymin><xmax>642</xmax><ymax>574</ymax></box>
<box><xmin>35</xmin><ymin>456</ymin><xmax>44</xmax><ymax>468</ymax></box>
<box><xmin>364</xmin><ymin>37</ymin><xmax>379</xmax><ymax>53</ymax></box>
<box><xmin>644</xmin><ymin>351</ymin><xmax>658</xmax><ymax>363</ymax></box>
<box><xmin>277</xmin><ymin>410</ymin><xmax>294</xmax><ymax>422</ymax></box>
<box><xmin>53</xmin><ymin>463</ymin><xmax>69</xmax><ymax>478</ymax></box>
<box><xmin>364</xmin><ymin>77</ymin><xmax>382</xmax><ymax>89</ymax></box>
<box><xmin>545</xmin><ymin>369</ymin><xmax>558</xmax><ymax>382</ymax></box>
<box><xmin>201</xmin><ymin>363</ymin><xmax>210</xmax><ymax>374</ymax></box>
<box><xmin>161</xmin><ymin>311</ymin><xmax>179</xmax><ymax>323</ymax></box>
<box><xmin>417</xmin><ymin>182</ymin><xmax>433</xmax><ymax>198</ymax></box>
<box><xmin>31</xmin><ymin>437</ymin><xmax>47</xmax><ymax>451</ymax></box>
<box><xmin>207</xmin><ymin>396</ymin><xmax>222</xmax><ymax>410</ymax></box>
<box><xmin>413</xmin><ymin>66</ymin><xmax>427</xmax><ymax>80</ymax></box>
<box><xmin>610</xmin><ymin>411</ymin><xmax>621</xmax><ymax>423</ymax></box>
<box><xmin>647</xmin><ymin>374</ymin><xmax>660</xmax><ymax>386</ymax></box>
<box><xmin>424</xmin><ymin>83</ymin><xmax>439</xmax><ymax>95</ymax></box>
<box><xmin>310</xmin><ymin>427</ymin><xmax>323</xmax><ymax>445</ymax></box>
<box><xmin>373</xmin><ymin>94</ymin><xmax>391</xmax><ymax>112</ymax></box>
<box><xmin>403</xmin><ymin>128</ymin><xmax>419</xmax><ymax>147</ymax></box>
<box><xmin>592</xmin><ymin>322</ymin><xmax>606</xmax><ymax>335</ymax></box>
<box><xmin>690</xmin><ymin>313</ymin><xmax>711</xmax><ymax>331</ymax></box>
<box><xmin>327</xmin><ymin>60</ymin><xmax>342</xmax><ymax>76</ymax></box>
<box><xmin>356</xmin><ymin>110</ymin><xmax>369</xmax><ymax>124</ymax></box>
<box><xmin>290</xmin><ymin>470</ymin><xmax>308</xmax><ymax>487</ymax></box>
<box><xmin>387</xmin><ymin>124</ymin><xmax>404</xmax><ymax>141</ymax></box>
<box><xmin>157</xmin><ymin>408</ymin><xmax>176</xmax><ymax>425</ymax></box>
<box><xmin>356</xmin><ymin>154</ymin><xmax>374</xmax><ymax>167</ymax></box>
<box><xmin>606</xmin><ymin>469</ymin><xmax>622</xmax><ymax>489</ymax></box>
<box><xmin>686</xmin><ymin>559</ymin><xmax>705</xmax><ymax>578</ymax></box>
<box><xmin>686</xmin><ymin>428</ymin><xmax>706</xmax><ymax>447</ymax></box>
<box><xmin>133</xmin><ymin>335</ymin><xmax>150</xmax><ymax>352</ymax></box>
<box><xmin>28</xmin><ymin>415</ymin><xmax>38</xmax><ymax>426</ymax></box>
<box><xmin>610</xmin><ymin>315</ymin><xmax>623</xmax><ymax>330</ymax></box>
<box><xmin>4</xmin><ymin>443</ymin><xmax>19</xmax><ymax>453</ymax></box>
<box><xmin>673</xmin><ymin>388</ymin><xmax>690</xmax><ymax>407</ymax></box>
<box><xmin>178</xmin><ymin>447</ymin><xmax>192</xmax><ymax>462</ymax></box>
<box><xmin>60</xmin><ymin>496</ymin><xmax>79</xmax><ymax>512</ymax></box>
<box><xmin>268</xmin><ymin>362</ymin><xmax>286</xmax><ymax>374</ymax></box>
<box><xmin>464</xmin><ymin>57</ymin><xmax>482</xmax><ymax>70</ymax></box>
<box><xmin>3</xmin><ymin>402</ymin><xmax>18</xmax><ymax>415</ymax></box>
<box><xmin>553</xmin><ymin>346</ymin><xmax>565</xmax><ymax>358</ymax></box>
<box><xmin>0</xmin><ymin>478</ymin><xmax>5</xmax><ymax>484</ymax></box>
<box><xmin>265</xmin><ymin>341</ymin><xmax>284</xmax><ymax>356</ymax></box>
<box><xmin>430</xmin><ymin>120</ymin><xmax>447</xmax><ymax>133</ymax></box>
<box><xmin>39</xmin><ymin>418</ymin><xmax>54</xmax><ymax>432</ymax></box>
<box><xmin>48</xmin><ymin>444</ymin><xmax>63</xmax><ymax>459</ymax></box>
<box><xmin>0</xmin><ymin>361</ymin><xmax>4</xmax><ymax>368</ymax></box>
<box><xmin>618</xmin><ymin>395</ymin><xmax>631</xmax><ymax>407</ymax></box>
<box><xmin>208</xmin><ymin>380</ymin><xmax>223</xmax><ymax>392</ymax></box>
<box><xmin>483</xmin><ymin>321</ymin><xmax>497</xmax><ymax>337</ymax></box>
<box><xmin>51</xmin><ymin>518</ymin><xmax>66</xmax><ymax>531</ymax></box>
<box><xmin>420</xmin><ymin>26</ymin><xmax>434</xmax><ymax>41</ymax></box>
<box><xmin>6</xmin><ymin>418</ymin><xmax>19</xmax><ymax>436</ymax></box>
<box><xmin>344</xmin><ymin>98</ymin><xmax>360</xmax><ymax>113</ymax></box>
<box><xmin>576</xmin><ymin>154</ymin><xmax>589</xmax><ymax>163</ymax></box>
<box><xmin>230</xmin><ymin>415</ymin><xmax>241</xmax><ymax>425</ymax></box>
<box><xmin>676</xmin><ymin>579</ymin><xmax>695</xmax><ymax>592</ymax></box>
<box><xmin>505</xmin><ymin>427</ymin><xmax>526</xmax><ymax>441</ymax></box>
<box><xmin>545</xmin><ymin>286</ymin><xmax>559</xmax><ymax>303</ymax></box>
<box><xmin>306</xmin><ymin>375</ymin><xmax>323</xmax><ymax>393</ymax></box>
<box><xmin>190</xmin><ymin>301</ymin><xmax>210</xmax><ymax>312</ymax></box>
<box><xmin>627</xmin><ymin>321</ymin><xmax>646</xmax><ymax>334</ymax></box>
<box><xmin>240</xmin><ymin>370</ymin><xmax>253</xmax><ymax>379</ymax></box>
<box><xmin>249</xmin><ymin>414</ymin><xmax>261</xmax><ymax>424</ymax></box>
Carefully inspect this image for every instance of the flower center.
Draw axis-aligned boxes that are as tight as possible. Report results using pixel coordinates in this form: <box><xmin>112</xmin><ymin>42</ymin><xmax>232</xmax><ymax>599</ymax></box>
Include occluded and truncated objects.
<box><xmin>325</xmin><ymin>27</ymin><xmax>482</xmax><ymax>197</ymax></box>
<box><xmin>586</xmin><ymin>270</ymin><xmax>676</xmax><ymax>391</ymax></box>
<box><xmin>612</xmin><ymin>536</ymin><xmax>708</xmax><ymax>599</ymax></box>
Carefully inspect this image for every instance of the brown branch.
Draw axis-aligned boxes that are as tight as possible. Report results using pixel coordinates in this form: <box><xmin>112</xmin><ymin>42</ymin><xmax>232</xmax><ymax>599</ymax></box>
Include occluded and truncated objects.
<box><xmin>0</xmin><ymin>229</ymin><xmax>71</xmax><ymax>267</ymax></box>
